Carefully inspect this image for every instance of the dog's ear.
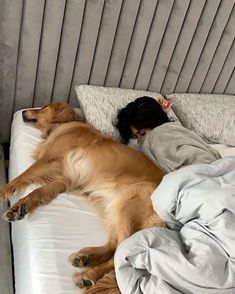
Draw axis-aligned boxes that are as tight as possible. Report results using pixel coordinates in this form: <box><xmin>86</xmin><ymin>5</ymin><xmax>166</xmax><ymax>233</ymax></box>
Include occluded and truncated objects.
<box><xmin>52</xmin><ymin>104</ymin><xmax>85</xmax><ymax>123</ymax></box>
<box><xmin>41</xmin><ymin>105</ymin><xmax>85</xmax><ymax>138</ymax></box>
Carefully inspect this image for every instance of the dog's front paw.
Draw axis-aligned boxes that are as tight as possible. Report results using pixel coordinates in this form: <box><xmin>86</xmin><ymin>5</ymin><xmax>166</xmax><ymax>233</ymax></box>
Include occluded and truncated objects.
<box><xmin>3</xmin><ymin>203</ymin><xmax>27</xmax><ymax>222</ymax></box>
<box><xmin>68</xmin><ymin>252</ymin><xmax>91</xmax><ymax>267</ymax></box>
<box><xmin>72</xmin><ymin>272</ymin><xmax>95</xmax><ymax>289</ymax></box>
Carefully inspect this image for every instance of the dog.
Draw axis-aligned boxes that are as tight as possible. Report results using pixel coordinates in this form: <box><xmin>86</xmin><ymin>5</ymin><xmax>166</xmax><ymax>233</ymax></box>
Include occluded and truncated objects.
<box><xmin>0</xmin><ymin>103</ymin><xmax>165</xmax><ymax>293</ymax></box>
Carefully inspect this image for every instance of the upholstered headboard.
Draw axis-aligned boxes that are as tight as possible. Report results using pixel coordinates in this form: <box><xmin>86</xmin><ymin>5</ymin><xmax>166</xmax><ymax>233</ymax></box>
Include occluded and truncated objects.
<box><xmin>0</xmin><ymin>0</ymin><xmax>234</xmax><ymax>142</ymax></box>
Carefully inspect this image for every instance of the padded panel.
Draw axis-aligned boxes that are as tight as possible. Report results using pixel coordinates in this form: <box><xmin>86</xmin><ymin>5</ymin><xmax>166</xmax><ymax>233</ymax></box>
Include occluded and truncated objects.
<box><xmin>0</xmin><ymin>0</ymin><xmax>234</xmax><ymax>142</ymax></box>
<box><xmin>0</xmin><ymin>145</ymin><xmax>13</xmax><ymax>294</ymax></box>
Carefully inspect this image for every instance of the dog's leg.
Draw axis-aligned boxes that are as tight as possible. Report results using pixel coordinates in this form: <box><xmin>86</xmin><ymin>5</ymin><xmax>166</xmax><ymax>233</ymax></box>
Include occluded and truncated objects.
<box><xmin>72</xmin><ymin>220</ymin><xmax>132</xmax><ymax>290</ymax></box>
<box><xmin>0</xmin><ymin>159</ymin><xmax>62</xmax><ymax>202</ymax></box>
<box><xmin>71</xmin><ymin>200</ymin><xmax>138</xmax><ymax>290</ymax></box>
<box><xmin>3</xmin><ymin>181</ymin><xmax>67</xmax><ymax>221</ymax></box>
<box><xmin>72</xmin><ymin>257</ymin><xmax>115</xmax><ymax>290</ymax></box>
<box><xmin>82</xmin><ymin>269</ymin><xmax>120</xmax><ymax>294</ymax></box>
<box><xmin>68</xmin><ymin>237</ymin><xmax>117</xmax><ymax>268</ymax></box>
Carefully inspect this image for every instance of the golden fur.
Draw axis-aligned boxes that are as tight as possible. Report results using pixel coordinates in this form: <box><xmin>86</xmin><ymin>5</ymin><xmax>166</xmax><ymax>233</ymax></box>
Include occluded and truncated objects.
<box><xmin>0</xmin><ymin>103</ymin><xmax>165</xmax><ymax>293</ymax></box>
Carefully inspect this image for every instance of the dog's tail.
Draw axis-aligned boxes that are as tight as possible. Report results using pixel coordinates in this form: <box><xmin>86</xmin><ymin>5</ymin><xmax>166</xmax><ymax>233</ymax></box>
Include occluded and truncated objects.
<box><xmin>83</xmin><ymin>270</ymin><xmax>120</xmax><ymax>294</ymax></box>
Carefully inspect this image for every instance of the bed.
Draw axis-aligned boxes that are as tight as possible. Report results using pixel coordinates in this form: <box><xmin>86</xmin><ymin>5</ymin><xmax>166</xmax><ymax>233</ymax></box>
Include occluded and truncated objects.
<box><xmin>8</xmin><ymin>86</ymin><xmax>235</xmax><ymax>294</ymax></box>
<box><xmin>9</xmin><ymin>109</ymin><xmax>235</xmax><ymax>294</ymax></box>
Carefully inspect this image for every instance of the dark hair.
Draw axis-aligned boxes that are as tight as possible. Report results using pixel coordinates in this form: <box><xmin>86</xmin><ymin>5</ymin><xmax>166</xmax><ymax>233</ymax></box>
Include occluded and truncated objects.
<box><xmin>116</xmin><ymin>96</ymin><xmax>169</xmax><ymax>144</ymax></box>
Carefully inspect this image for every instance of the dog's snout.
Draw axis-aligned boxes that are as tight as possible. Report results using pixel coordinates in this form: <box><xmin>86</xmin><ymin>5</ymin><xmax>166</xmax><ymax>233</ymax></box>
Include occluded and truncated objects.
<box><xmin>22</xmin><ymin>110</ymin><xmax>38</xmax><ymax>123</ymax></box>
<box><xmin>22</xmin><ymin>110</ymin><xmax>27</xmax><ymax>121</ymax></box>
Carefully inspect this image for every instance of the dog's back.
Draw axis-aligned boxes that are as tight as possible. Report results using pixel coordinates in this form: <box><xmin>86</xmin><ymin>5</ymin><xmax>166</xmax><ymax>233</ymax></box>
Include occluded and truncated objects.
<box><xmin>35</xmin><ymin>121</ymin><xmax>164</xmax><ymax>183</ymax></box>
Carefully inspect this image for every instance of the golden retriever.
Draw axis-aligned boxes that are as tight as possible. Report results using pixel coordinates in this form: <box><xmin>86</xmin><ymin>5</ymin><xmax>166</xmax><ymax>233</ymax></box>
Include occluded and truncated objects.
<box><xmin>0</xmin><ymin>103</ymin><xmax>165</xmax><ymax>293</ymax></box>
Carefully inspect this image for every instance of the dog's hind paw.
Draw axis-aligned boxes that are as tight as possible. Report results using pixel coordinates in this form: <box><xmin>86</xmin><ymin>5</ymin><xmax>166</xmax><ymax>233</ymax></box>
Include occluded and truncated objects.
<box><xmin>73</xmin><ymin>272</ymin><xmax>95</xmax><ymax>289</ymax></box>
<box><xmin>68</xmin><ymin>252</ymin><xmax>91</xmax><ymax>267</ymax></box>
<box><xmin>3</xmin><ymin>204</ymin><xmax>27</xmax><ymax>222</ymax></box>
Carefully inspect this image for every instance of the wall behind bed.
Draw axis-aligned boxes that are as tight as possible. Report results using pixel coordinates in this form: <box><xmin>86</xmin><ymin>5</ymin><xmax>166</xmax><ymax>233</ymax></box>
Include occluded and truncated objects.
<box><xmin>0</xmin><ymin>0</ymin><xmax>234</xmax><ymax>143</ymax></box>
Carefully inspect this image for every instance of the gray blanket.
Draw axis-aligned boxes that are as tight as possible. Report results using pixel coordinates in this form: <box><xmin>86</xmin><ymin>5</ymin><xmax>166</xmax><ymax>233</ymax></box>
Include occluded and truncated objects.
<box><xmin>140</xmin><ymin>122</ymin><xmax>221</xmax><ymax>172</ymax></box>
<box><xmin>115</xmin><ymin>157</ymin><xmax>235</xmax><ymax>294</ymax></box>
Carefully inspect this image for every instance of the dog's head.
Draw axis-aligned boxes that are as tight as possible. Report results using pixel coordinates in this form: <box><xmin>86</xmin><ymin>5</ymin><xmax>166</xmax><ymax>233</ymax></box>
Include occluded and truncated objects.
<box><xmin>22</xmin><ymin>103</ymin><xmax>84</xmax><ymax>138</ymax></box>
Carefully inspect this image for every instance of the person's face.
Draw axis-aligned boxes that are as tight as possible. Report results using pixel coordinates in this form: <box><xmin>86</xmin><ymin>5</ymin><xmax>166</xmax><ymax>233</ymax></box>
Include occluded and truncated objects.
<box><xmin>131</xmin><ymin>126</ymin><xmax>151</xmax><ymax>143</ymax></box>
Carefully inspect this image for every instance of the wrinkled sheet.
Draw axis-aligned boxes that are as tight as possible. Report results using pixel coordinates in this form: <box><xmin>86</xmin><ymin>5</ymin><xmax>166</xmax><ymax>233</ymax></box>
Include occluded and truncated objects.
<box><xmin>115</xmin><ymin>157</ymin><xmax>235</xmax><ymax>294</ymax></box>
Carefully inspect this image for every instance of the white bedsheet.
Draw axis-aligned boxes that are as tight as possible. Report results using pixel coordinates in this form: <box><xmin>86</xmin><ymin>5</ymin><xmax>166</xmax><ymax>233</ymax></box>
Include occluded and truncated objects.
<box><xmin>209</xmin><ymin>143</ymin><xmax>235</xmax><ymax>158</ymax></box>
<box><xmin>9</xmin><ymin>110</ymin><xmax>235</xmax><ymax>294</ymax></box>
<box><xmin>9</xmin><ymin>110</ymin><xmax>107</xmax><ymax>294</ymax></box>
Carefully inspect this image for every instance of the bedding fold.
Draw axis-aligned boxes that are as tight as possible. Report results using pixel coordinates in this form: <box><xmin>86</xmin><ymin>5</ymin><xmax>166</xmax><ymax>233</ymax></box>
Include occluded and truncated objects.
<box><xmin>115</xmin><ymin>157</ymin><xmax>235</xmax><ymax>294</ymax></box>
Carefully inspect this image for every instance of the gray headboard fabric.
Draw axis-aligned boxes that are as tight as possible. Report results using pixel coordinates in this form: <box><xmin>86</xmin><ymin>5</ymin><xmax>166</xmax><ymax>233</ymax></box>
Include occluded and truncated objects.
<box><xmin>0</xmin><ymin>0</ymin><xmax>234</xmax><ymax>143</ymax></box>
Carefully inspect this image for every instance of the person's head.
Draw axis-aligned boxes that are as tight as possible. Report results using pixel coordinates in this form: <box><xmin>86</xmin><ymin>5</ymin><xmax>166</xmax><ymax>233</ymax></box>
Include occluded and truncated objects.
<box><xmin>116</xmin><ymin>96</ymin><xmax>169</xmax><ymax>144</ymax></box>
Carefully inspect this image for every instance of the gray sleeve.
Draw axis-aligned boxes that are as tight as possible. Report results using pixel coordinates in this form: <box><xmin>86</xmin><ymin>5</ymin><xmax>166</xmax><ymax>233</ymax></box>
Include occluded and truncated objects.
<box><xmin>140</xmin><ymin>123</ymin><xmax>221</xmax><ymax>173</ymax></box>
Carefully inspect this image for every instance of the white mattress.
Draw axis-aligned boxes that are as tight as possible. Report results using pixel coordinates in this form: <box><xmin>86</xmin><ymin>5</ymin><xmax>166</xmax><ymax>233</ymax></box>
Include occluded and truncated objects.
<box><xmin>9</xmin><ymin>110</ymin><xmax>235</xmax><ymax>294</ymax></box>
<box><xmin>9</xmin><ymin>110</ymin><xmax>107</xmax><ymax>294</ymax></box>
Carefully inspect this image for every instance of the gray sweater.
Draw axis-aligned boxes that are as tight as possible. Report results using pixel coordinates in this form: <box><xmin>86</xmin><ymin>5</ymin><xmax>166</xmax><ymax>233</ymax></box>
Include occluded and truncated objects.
<box><xmin>140</xmin><ymin>122</ymin><xmax>221</xmax><ymax>173</ymax></box>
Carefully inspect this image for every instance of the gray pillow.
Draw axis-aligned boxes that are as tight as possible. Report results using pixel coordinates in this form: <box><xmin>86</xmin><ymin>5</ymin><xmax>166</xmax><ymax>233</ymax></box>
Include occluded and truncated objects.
<box><xmin>166</xmin><ymin>93</ymin><xmax>235</xmax><ymax>146</ymax></box>
<box><xmin>75</xmin><ymin>85</ymin><xmax>178</xmax><ymax>141</ymax></box>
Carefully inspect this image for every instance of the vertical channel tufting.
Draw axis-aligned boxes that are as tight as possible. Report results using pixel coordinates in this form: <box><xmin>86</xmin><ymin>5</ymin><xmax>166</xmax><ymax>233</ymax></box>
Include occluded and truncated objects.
<box><xmin>33</xmin><ymin>0</ymin><xmax>66</xmax><ymax>107</ymax></box>
<box><xmin>68</xmin><ymin>0</ymin><xmax>105</xmax><ymax>105</ymax></box>
<box><xmin>188</xmin><ymin>0</ymin><xmax>235</xmax><ymax>93</ymax></box>
<box><xmin>104</xmin><ymin>0</ymin><xmax>141</xmax><ymax>88</ymax></box>
<box><xmin>119</xmin><ymin>0</ymin><xmax>158</xmax><ymax>89</ymax></box>
<box><xmin>14</xmin><ymin>0</ymin><xmax>45</xmax><ymax>111</ymax></box>
<box><xmin>202</xmin><ymin>4</ymin><xmax>235</xmax><ymax>93</ymax></box>
<box><xmin>174</xmin><ymin>0</ymin><xmax>221</xmax><ymax>93</ymax></box>
<box><xmin>0</xmin><ymin>0</ymin><xmax>234</xmax><ymax>142</ymax></box>
<box><xmin>224</xmin><ymin>67</ymin><xmax>235</xmax><ymax>94</ymax></box>
<box><xmin>0</xmin><ymin>0</ymin><xmax>23</xmax><ymax>142</ymax></box>
<box><xmin>134</xmin><ymin>0</ymin><xmax>174</xmax><ymax>90</ymax></box>
<box><xmin>160</xmin><ymin>0</ymin><xmax>206</xmax><ymax>95</ymax></box>
<box><xmin>88</xmin><ymin>0</ymin><xmax>123</xmax><ymax>87</ymax></box>
<box><xmin>52</xmin><ymin>0</ymin><xmax>86</xmax><ymax>103</ymax></box>
<box><xmin>213</xmin><ymin>39</ymin><xmax>235</xmax><ymax>94</ymax></box>
<box><xmin>148</xmin><ymin>0</ymin><xmax>190</xmax><ymax>93</ymax></box>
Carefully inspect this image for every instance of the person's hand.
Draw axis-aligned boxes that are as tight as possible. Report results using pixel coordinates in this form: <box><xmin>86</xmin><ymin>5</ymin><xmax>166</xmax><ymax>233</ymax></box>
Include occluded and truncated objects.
<box><xmin>157</xmin><ymin>97</ymin><xmax>174</xmax><ymax>113</ymax></box>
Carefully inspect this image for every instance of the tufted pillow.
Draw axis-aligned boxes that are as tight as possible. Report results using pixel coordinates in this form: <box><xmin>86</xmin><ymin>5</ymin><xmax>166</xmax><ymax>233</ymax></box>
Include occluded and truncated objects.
<box><xmin>166</xmin><ymin>93</ymin><xmax>235</xmax><ymax>146</ymax></box>
<box><xmin>75</xmin><ymin>85</ymin><xmax>178</xmax><ymax>141</ymax></box>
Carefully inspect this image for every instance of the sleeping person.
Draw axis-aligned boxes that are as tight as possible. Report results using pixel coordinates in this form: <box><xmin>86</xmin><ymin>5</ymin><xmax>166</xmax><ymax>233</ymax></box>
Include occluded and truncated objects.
<box><xmin>115</xmin><ymin>96</ymin><xmax>221</xmax><ymax>173</ymax></box>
